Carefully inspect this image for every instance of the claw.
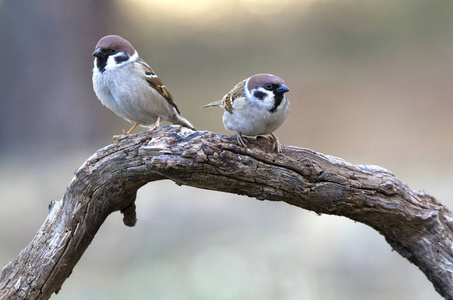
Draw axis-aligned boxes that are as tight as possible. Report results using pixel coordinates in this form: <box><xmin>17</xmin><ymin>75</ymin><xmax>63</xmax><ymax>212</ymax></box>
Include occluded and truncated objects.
<box><xmin>236</xmin><ymin>132</ymin><xmax>248</xmax><ymax>148</ymax></box>
<box><xmin>269</xmin><ymin>133</ymin><xmax>282</xmax><ymax>153</ymax></box>
<box><xmin>112</xmin><ymin>123</ymin><xmax>139</xmax><ymax>143</ymax></box>
<box><xmin>148</xmin><ymin>116</ymin><xmax>161</xmax><ymax>134</ymax></box>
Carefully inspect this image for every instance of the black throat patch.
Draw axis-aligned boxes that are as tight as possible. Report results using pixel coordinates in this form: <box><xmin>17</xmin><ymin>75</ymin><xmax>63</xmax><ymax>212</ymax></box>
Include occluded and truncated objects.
<box><xmin>270</xmin><ymin>93</ymin><xmax>284</xmax><ymax>113</ymax></box>
<box><xmin>96</xmin><ymin>57</ymin><xmax>108</xmax><ymax>73</ymax></box>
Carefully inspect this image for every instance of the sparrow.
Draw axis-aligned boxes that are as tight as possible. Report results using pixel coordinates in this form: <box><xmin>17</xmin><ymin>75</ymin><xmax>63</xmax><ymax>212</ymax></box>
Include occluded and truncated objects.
<box><xmin>202</xmin><ymin>73</ymin><xmax>290</xmax><ymax>153</ymax></box>
<box><xmin>92</xmin><ymin>35</ymin><xmax>196</xmax><ymax>140</ymax></box>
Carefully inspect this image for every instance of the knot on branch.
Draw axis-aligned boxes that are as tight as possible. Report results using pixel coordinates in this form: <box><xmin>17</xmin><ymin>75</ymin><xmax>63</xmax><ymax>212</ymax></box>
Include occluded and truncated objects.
<box><xmin>120</xmin><ymin>202</ymin><xmax>137</xmax><ymax>227</ymax></box>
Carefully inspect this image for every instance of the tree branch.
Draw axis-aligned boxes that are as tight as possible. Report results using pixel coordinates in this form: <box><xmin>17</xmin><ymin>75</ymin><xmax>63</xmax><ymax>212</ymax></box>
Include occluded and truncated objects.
<box><xmin>1</xmin><ymin>126</ymin><xmax>452</xmax><ymax>299</ymax></box>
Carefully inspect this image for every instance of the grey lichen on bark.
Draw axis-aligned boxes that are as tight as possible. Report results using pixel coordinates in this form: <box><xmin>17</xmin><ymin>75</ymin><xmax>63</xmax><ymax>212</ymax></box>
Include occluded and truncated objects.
<box><xmin>0</xmin><ymin>125</ymin><xmax>452</xmax><ymax>299</ymax></box>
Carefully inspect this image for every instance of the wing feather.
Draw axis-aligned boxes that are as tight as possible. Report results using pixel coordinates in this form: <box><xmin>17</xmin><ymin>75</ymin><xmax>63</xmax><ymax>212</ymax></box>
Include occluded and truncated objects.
<box><xmin>138</xmin><ymin>59</ymin><xmax>181</xmax><ymax>114</ymax></box>
<box><xmin>222</xmin><ymin>79</ymin><xmax>246</xmax><ymax>113</ymax></box>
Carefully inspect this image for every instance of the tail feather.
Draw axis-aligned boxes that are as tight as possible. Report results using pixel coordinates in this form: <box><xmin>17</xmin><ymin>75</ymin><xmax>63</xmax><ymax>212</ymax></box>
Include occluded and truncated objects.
<box><xmin>173</xmin><ymin>115</ymin><xmax>197</xmax><ymax>131</ymax></box>
<box><xmin>201</xmin><ymin>100</ymin><xmax>223</xmax><ymax>109</ymax></box>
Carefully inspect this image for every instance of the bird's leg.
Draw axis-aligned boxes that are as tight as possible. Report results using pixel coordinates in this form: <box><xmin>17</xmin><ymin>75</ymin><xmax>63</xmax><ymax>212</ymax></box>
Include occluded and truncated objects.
<box><xmin>236</xmin><ymin>132</ymin><xmax>248</xmax><ymax>148</ymax></box>
<box><xmin>147</xmin><ymin>116</ymin><xmax>161</xmax><ymax>134</ymax></box>
<box><xmin>269</xmin><ymin>133</ymin><xmax>282</xmax><ymax>153</ymax></box>
<box><xmin>112</xmin><ymin>123</ymin><xmax>139</xmax><ymax>141</ymax></box>
<box><xmin>124</xmin><ymin>123</ymin><xmax>139</xmax><ymax>135</ymax></box>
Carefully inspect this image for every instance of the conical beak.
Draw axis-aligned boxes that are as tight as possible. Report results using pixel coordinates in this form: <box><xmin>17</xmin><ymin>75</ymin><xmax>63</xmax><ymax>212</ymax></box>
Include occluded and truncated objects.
<box><xmin>275</xmin><ymin>84</ymin><xmax>290</xmax><ymax>94</ymax></box>
<box><xmin>92</xmin><ymin>48</ymin><xmax>104</xmax><ymax>58</ymax></box>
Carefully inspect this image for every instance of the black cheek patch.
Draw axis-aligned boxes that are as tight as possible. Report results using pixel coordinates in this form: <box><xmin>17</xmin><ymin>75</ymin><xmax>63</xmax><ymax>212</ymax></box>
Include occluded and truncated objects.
<box><xmin>114</xmin><ymin>53</ymin><xmax>129</xmax><ymax>64</ymax></box>
<box><xmin>254</xmin><ymin>91</ymin><xmax>266</xmax><ymax>100</ymax></box>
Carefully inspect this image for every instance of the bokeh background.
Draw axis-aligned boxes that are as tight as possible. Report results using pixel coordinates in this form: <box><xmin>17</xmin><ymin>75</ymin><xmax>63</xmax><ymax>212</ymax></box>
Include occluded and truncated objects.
<box><xmin>1</xmin><ymin>0</ymin><xmax>452</xmax><ymax>299</ymax></box>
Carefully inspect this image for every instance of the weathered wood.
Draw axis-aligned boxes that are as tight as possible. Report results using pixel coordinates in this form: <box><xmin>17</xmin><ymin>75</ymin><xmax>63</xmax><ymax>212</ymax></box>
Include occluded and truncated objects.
<box><xmin>1</xmin><ymin>126</ymin><xmax>452</xmax><ymax>299</ymax></box>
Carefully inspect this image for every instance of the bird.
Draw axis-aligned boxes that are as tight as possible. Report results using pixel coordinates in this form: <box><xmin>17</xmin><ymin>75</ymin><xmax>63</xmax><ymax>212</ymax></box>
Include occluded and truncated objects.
<box><xmin>202</xmin><ymin>73</ymin><xmax>290</xmax><ymax>153</ymax></box>
<box><xmin>92</xmin><ymin>35</ymin><xmax>196</xmax><ymax>141</ymax></box>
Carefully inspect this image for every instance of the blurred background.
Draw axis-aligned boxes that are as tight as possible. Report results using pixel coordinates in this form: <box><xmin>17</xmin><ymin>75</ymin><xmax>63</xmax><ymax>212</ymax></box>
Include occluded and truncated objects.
<box><xmin>0</xmin><ymin>0</ymin><xmax>452</xmax><ymax>299</ymax></box>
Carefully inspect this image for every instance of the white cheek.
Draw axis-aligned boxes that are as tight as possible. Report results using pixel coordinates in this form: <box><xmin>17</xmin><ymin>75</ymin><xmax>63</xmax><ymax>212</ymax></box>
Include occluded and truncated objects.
<box><xmin>129</xmin><ymin>51</ymin><xmax>139</xmax><ymax>61</ymax></box>
<box><xmin>250</xmin><ymin>88</ymin><xmax>274</xmax><ymax>107</ymax></box>
<box><xmin>103</xmin><ymin>51</ymin><xmax>138</xmax><ymax>71</ymax></box>
<box><xmin>262</xmin><ymin>92</ymin><xmax>275</xmax><ymax>105</ymax></box>
<box><xmin>104</xmin><ymin>55</ymin><xmax>120</xmax><ymax>71</ymax></box>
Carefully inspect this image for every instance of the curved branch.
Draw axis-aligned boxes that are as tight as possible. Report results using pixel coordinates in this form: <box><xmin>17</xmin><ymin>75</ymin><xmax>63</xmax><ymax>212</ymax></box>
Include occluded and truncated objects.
<box><xmin>0</xmin><ymin>126</ymin><xmax>452</xmax><ymax>299</ymax></box>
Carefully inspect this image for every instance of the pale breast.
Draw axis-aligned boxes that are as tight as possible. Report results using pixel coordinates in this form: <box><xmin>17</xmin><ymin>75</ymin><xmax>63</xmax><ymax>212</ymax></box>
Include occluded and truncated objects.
<box><xmin>223</xmin><ymin>96</ymin><xmax>290</xmax><ymax>136</ymax></box>
<box><xmin>92</xmin><ymin>64</ymin><xmax>177</xmax><ymax>126</ymax></box>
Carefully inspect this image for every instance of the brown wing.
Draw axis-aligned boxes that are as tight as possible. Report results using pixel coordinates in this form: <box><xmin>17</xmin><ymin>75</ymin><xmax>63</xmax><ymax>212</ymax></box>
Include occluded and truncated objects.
<box><xmin>222</xmin><ymin>79</ymin><xmax>246</xmax><ymax>113</ymax></box>
<box><xmin>137</xmin><ymin>59</ymin><xmax>181</xmax><ymax>114</ymax></box>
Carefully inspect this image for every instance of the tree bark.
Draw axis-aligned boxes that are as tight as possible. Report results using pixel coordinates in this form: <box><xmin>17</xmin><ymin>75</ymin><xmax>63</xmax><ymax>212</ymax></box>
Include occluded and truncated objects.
<box><xmin>0</xmin><ymin>126</ymin><xmax>452</xmax><ymax>299</ymax></box>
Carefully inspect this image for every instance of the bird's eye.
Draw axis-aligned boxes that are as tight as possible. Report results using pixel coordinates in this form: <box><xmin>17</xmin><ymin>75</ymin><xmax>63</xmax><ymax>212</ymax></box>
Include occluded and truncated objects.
<box><xmin>264</xmin><ymin>83</ymin><xmax>273</xmax><ymax>90</ymax></box>
<box><xmin>111</xmin><ymin>48</ymin><xmax>117</xmax><ymax>53</ymax></box>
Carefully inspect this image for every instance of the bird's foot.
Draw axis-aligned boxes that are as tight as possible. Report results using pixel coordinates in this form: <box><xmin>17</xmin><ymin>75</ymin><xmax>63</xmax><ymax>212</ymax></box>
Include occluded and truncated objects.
<box><xmin>147</xmin><ymin>125</ymin><xmax>158</xmax><ymax>134</ymax></box>
<box><xmin>112</xmin><ymin>135</ymin><xmax>122</xmax><ymax>143</ymax></box>
<box><xmin>111</xmin><ymin>123</ymin><xmax>139</xmax><ymax>143</ymax></box>
<box><xmin>147</xmin><ymin>116</ymin><xmax>161</xmax><ymax>135</ymax></box>
<box><xmin>269</xmin><ymin>133</ymin><xmax>282</xmax><ymax>153</ymax></box>
<box><xmin>236</xmin><ymin>132</ymin><xmax>248</xmax><ymax>148</ymax></box>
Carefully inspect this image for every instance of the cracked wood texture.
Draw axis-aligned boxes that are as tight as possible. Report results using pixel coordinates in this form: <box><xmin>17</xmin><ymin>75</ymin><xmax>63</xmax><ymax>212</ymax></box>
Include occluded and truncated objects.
<box><xmin>1</xmin><ymin>126</ymin><xmax>452</xmax><ymax>299</ymax></box>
